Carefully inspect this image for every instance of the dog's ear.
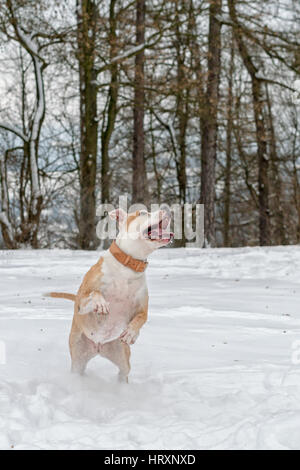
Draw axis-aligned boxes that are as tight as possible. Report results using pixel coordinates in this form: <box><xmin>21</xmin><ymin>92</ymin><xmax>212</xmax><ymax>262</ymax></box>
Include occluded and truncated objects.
<box><xmin>109</xmin><ymin>208</ymin><xmax>127</xmax><ymax>226</ymax></box>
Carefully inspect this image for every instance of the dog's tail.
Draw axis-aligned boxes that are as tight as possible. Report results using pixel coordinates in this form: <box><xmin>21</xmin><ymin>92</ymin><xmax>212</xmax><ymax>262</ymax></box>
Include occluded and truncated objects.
<box><xmin>44</xmin><ymin>292</ymin><xmax>76</xmax><ymax>302</ymax></box>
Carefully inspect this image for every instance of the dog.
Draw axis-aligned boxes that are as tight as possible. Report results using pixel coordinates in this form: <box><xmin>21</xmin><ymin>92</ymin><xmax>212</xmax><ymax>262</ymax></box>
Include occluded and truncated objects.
<box><xmin>47</xmin><ymin>208</ymin><xmax>173</xmax><ymax>382</ymax></box>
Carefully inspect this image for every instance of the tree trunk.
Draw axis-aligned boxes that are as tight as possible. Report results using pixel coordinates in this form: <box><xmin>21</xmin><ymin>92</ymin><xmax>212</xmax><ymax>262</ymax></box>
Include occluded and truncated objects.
<box><xmin>292</xmin><ymin>150</ymin><xmax>300</xmax><ymax>242</ymax></box>
<box><xmin>228</xmin><ymin>0</ymin><xmax>270</xmax><ymax>246</ymax></box>
<box><xmin>265</xmin><ymin>85</ymin><xmax>286</xmax><ymax>245</ymax></box>
<box><xmin>150</xmin><ymin>111</ymin><xmax>161</xmax><ymax>202</ymax></box>
<box><xmin>132</xmin><ymin>0</ymin><xmax>148</xmax><ymax>205</ymax></box>
<box><xmin>27</xmin><ymin>54</ymin><xmax>45</xmax><ymax>248</ymax></box>
<box><xmin>174</xmin><ymin>1</ymin><xmax>188</xmax><ymax>206</ymax></box>
<box><xmin>0</xmin><ymin>151</ymin><xmax>15</xmax><ymax>248</ymax></box>
<box><xmin>252</xmin><ymin>80</ymin><xmax>270</xmax><ymax>246</ymax></box>
<box><xmin>200</xmin><ymin>0</ymin><xmax>222</xmax><ymax>247</ymax></box>
<box><xmin>223</xmin><ymin>40</ymin><xmax>234</xmax><ymax>247</ymax></box>
<box><xmin>101</xmin><ymin>0</ymin><xmax>118</xmax><ymax>205</ymax></box>
<box><xmin>77</xmin><ymin>0</ymin><xmax>98</xmax><ymax>249</ymax></box>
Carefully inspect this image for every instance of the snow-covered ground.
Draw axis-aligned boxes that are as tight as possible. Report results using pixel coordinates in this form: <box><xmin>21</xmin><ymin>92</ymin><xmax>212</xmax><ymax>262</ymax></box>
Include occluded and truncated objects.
<box><xmin>0</xmin><ymin>246</ymin><xmax>300</xmax><ymax>450</ymax></box>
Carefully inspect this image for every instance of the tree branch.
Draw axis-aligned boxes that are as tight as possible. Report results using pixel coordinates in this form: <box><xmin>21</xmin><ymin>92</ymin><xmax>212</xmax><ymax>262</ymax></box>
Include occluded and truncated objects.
<box><xmin>0</xmin><ymin>123</ymin><xmax>28</xmax><ymax>142</ymax></box>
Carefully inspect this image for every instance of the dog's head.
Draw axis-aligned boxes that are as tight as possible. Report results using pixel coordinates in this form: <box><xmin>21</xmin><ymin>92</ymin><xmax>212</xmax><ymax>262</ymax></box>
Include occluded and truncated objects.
<box><xmin>109</xmin><ymin>208</ymin><xmax>174</xmax><ymax>258</ymax></box>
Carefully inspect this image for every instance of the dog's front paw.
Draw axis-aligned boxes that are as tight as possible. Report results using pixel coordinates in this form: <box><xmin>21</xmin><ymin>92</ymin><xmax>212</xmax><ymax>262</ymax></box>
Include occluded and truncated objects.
<box><xmin>79</xmin><ymin>292</ymin><xmax>109</xmax><ymax>316</ymax></box>
<box><xmin>93</xmin><ymin>297</ymin><xmax>110</xmax><ymax>316</ymax></box>
<box><xmin>120</xmin><ymin>326</ymin><xmax>139</xmax><ymax>345</ymax></box>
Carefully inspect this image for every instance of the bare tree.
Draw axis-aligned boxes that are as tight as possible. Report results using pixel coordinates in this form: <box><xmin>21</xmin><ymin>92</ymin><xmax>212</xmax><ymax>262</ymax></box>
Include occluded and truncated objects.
<box><xmin>0</xmin><ymin>149</ymin><xmax>16</xmax><ymax>248</ymax></box>
<box><xmin>228</xmin><ymin>0</ymin><xmax>270</xmax><ymax>246</ymax></box>
<box><xmin>0</xmin><ymin>0</ymin><xmax>47</xmax><ymax>247</ymax></box>
<box><xmin>265</xmin><ymin>85</ymin><xmax>286</xmax><ymax>245</ymax></box>
<box><xmin>132</xmin><ymin>0</ymin><xmax>148</xmax><ymax>205</ymax></box>
<box><xmin>100</xmin><ymin>0</ymin><xmax>118</xmax><ymax>205</ymax></box>
<box><xmin>77</xmin><ymin>0</ymin><xmax>98</xmax><ymax>249</ymax></box>
<box><xmin>200</xmin><ymin>0</ymin><xmax>223</xmax><ymax>247</ymax></box>
<box><xmin>223</xmin><ymin>38</ymin><xmax>234</xmax><ymax>247</ymax></box>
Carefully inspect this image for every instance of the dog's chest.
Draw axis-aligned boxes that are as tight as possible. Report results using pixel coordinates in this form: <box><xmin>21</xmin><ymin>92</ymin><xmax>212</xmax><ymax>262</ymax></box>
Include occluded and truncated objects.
<box><xmin>102</xmin><ymin>277</ymin><xmax>140</xmax><ymax>314</ymax></box>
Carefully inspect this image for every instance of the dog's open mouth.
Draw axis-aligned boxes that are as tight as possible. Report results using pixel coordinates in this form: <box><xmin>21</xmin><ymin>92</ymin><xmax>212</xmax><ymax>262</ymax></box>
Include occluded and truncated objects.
<box><xmin>143</xmin><ymin>218</ymin><xmax>174</xmax><ymax>243</ymax></box>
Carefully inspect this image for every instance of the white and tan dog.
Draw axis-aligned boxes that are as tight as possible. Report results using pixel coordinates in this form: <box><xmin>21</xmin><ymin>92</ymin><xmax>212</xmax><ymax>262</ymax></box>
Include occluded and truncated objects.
<box><xmin>48</xmin><ymin>208</ymin><xmax>173</xmax><ymax>382</ymax></box>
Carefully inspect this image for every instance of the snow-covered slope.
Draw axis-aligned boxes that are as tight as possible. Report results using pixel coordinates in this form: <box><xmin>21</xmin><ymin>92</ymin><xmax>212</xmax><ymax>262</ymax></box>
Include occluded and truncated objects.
<box><xmin>0</xmin><ymin>246</ymin><xmax>300</xmax><ymax>450</ymax></box>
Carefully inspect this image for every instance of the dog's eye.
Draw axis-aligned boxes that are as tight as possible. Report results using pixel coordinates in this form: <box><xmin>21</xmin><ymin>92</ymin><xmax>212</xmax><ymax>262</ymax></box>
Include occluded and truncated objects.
<box><xmin>139</xmin><ymin>210</ymin><xmax>148</xmax><ymax>216</ymax></box>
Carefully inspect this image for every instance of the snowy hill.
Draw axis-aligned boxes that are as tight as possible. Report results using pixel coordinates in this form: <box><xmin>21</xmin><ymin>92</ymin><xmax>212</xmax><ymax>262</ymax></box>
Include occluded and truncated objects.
<box><xmin>0</xmin><ymin>246</ymin><xmax>300</xmax><ymax>450</ymax></box>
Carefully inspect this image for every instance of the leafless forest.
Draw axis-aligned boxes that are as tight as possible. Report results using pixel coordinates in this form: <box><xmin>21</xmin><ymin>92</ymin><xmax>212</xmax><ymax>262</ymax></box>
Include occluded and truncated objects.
<box><xmin>0</xmin><ymin>0</ymin><xmax>299</xmax><ymax>249</ymax></box>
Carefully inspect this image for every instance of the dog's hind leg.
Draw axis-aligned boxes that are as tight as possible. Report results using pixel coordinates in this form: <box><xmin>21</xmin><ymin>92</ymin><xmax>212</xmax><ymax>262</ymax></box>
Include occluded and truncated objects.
<box><xmin>69</xmin><ymin>323</ymin><xmax>98</xmax><ymax>375</ymax></box>
<box><xmin>101</xmin><ymin>339</ymin><xmax>131</xmax><ymax>383</ymax></box>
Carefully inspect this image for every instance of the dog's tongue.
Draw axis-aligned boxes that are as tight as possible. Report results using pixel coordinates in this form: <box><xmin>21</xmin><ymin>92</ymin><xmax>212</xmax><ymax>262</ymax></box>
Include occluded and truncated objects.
<box><xmin>146</xmin><ymin>218</ymin><xmax>173</xmax><ymax>240</ymax></box>
<box><xmin>154</xmin><ymin>219</ymin><xmax>170</xmax><ymax>238</ymax></box>
<box><xmin>149</xmin><ymin>229</ymin><xmax>160</xmax><ymax>239</ymax></box>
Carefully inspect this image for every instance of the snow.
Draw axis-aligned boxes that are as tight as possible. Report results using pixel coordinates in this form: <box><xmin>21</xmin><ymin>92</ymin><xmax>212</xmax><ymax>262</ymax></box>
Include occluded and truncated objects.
<box><xmin>16</xmin><ymin>26</ymin><xmax>39</xmax><ymax>57</ymax></box>
<box><xmin>0</xmin><ymin>246</ymin><xmax>300</xmax><ymax>450</ymax></box>
<box><xmin>0</xmin><ymin>123</ymin><xmax>28</xmax><ymax>142</ymax></box>
<box><xmin>109</xmin><ymin>44</ymin><xmax>145</xmax><ymax>64</ymax></box>
<box><xmin>97</xmin><ymin>44</ymin><xmax>146</xmax><ymax>77</ymax></box>
<box><xmin>96</xmin><ymin>32</ymin><xmax>161</xmax><ymax>77</ymax></box>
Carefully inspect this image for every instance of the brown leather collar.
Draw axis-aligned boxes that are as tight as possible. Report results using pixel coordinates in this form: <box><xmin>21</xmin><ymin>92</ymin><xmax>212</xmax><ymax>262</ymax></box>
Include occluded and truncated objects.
<box><xmin>109</xmin><ymin>240</ymin><xmax>148</xmax><ymax>273</ymax></box>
